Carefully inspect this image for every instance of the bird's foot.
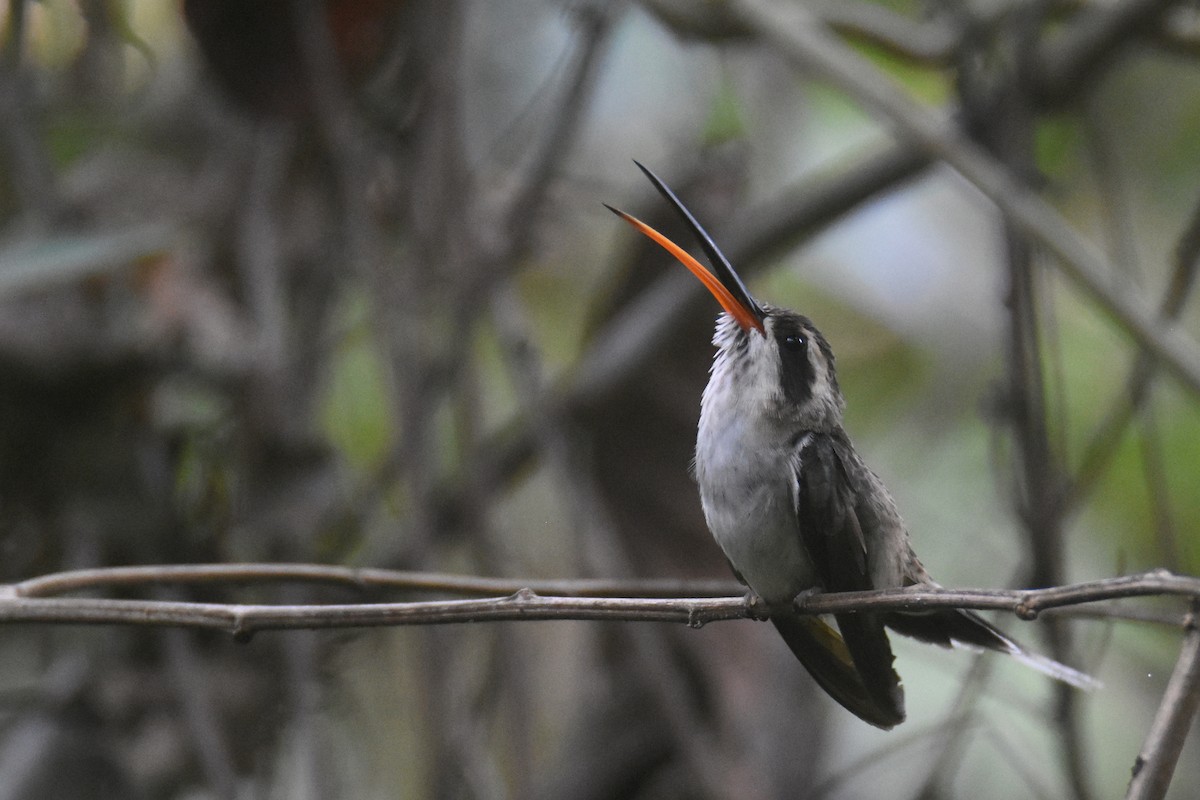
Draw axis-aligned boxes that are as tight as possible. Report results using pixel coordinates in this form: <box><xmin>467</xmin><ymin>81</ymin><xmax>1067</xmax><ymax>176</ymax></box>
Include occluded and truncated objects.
<box><xmin>746</xmin><ymin>591</ymin><xmax>802</xmax><ymax>621</ymax></box>
<box><xmin>744</xmin><ymin>591</ymin><xmax>779</xmax><ymax>621</ymax></box>
<box><xmin>791</xmin><ymin>586</ymin><xmax>824</xmax><ymax>612</ymax></box>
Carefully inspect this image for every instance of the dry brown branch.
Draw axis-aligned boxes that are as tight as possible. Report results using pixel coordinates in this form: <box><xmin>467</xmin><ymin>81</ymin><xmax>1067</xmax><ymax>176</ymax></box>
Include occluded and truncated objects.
<box><xmin>1</xmin><ymin>565</ymin><xmax>1196</xmax><ymax>635</ymax></box>
<box><xmin>1126</xmin><ymin>602</ymin><xmax>1200</xmax><ymax>800</ymax></box>
<box><xmin>8</xmin><ymin>562</ymin><xmax>742</xmax><ymax>599</ymax></box>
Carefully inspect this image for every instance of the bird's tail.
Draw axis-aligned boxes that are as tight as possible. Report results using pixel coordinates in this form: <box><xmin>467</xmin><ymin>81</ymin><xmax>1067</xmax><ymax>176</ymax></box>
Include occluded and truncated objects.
<box><xmin>772</xmin><ymin>615</ymin><xmax>906</xmax><ymax>729</ymax></box>
<box><xmin>885</xmin><ymin>608</ymin><xmax>1099</xmax><ymax>690</ymax></box>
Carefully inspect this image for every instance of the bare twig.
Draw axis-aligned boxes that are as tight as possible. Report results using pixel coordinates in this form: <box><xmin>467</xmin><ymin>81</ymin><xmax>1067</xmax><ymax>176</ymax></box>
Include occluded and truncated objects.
<box><xmin>1126</xmin><ymin>602</ymin><xmax>1200</xmax><ymax>800</ymax></box>
<box><xmin>0</xmin><ymin>592</ymin><xmax>749</xmax><ymax>634</ymax></box>
<box><xmin>0</xmin><ymin>567</ymin><xmax>1196</xmax><ymax>634</ymax></box>
<box><xmin>8</xmin><ymin>562</ymin><xmax>741</xmax><ymax>599</ymax></box>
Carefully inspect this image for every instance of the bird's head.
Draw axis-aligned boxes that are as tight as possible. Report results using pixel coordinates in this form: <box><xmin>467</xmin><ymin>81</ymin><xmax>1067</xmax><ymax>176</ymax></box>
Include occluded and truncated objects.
<box><xmin>606</xmin><ymin>162</ymin><xmax>845</xmax><ymax>431</ymax></box>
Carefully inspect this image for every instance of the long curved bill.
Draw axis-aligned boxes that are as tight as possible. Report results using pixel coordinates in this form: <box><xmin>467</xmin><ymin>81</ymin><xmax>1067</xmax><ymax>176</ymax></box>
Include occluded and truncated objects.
<box><xmin>605</xmin><ymin>162</ymin><xmax>766</xmax><ymax>334</ymax></box>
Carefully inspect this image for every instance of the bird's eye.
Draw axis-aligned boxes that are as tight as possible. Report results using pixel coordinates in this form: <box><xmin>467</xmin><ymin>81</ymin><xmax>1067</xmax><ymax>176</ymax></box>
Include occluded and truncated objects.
<box><xmin>776</xmin><ymin>329</ymin><xmax>815</xmax><ymax>406</ymax></box>
<box><xmin>782</xmin><ymin>334</ymin><xmax>806</xmax><ymax>351</ymax></box>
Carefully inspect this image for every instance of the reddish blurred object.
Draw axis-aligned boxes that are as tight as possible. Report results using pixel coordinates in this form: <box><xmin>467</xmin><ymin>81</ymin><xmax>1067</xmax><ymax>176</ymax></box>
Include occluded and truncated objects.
<box><xmin>183</xmin><ymin>0</ymin><xmax>396</xmax><ymax>117</ymax></box>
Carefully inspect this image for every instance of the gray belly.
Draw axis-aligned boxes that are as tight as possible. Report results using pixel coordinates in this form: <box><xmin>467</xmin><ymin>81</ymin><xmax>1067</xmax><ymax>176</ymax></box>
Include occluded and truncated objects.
<box><xmin>696</xmin><ymin>453</ymin><xmax>816</xmax><ymax>604</ymax></box>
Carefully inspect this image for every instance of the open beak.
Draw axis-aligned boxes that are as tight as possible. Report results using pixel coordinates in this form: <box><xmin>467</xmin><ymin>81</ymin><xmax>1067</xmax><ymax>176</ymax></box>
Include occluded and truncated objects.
<box><xmin>605</xmin><ymin>161</ymin><xmax>766</xmax><ymax>334</ymax></box>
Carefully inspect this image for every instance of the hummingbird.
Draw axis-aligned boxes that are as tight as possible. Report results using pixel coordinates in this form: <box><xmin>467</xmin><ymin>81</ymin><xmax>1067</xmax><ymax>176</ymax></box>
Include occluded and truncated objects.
<box><xmin>605</xmin><ymin>161</ymin><xmax>1095</xmax><ymax>729</ymax></box>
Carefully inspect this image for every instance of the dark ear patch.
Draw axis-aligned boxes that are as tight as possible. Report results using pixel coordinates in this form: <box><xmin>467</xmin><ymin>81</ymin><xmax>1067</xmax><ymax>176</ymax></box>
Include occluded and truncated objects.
<box><xmin>774</xmin><ymin>316</ymin><xmax>815</xmax><ymax>405</ymax></box>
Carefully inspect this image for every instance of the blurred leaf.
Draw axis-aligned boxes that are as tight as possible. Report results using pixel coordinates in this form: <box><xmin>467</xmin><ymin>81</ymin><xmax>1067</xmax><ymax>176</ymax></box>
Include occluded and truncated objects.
<box><xmin>702</xmin><ymin>70</ymin><xmax>747</xmax><ymax>146</ymax></box>
<box><xmin>1099</xmin><ymin>57</ymin><xmax>1200</xmax><ymax>206</ymax></box>
<box><xmin>22</xmin><ymin>0</ymin><xmax>87</xmax><ymax>67</ymax></box>
<box><xmin>174</xmin><ymin>433</ymin><xmax>232</xmax><ymax>534</ymax></box>
<box><xmin>849</xmin><ymin>38</ymin><xmax>949</xmax><ymax>106</ymax></box>
<box><xmin>470</xmin><ymin>322</ymin><xmax>520</xmax><ymax>435</ymax></box>
<box><xmin>157</xmin><ymin>377</ymin><xmax>237</xmax><ymax>538</ymax></box>
<box><xmin>46</xmin><ymin>111</ymin><xmax>111</xmax><ymax>167</ymax></box>
<box><xmin>1035</xmin><ymin>114</ymin><xmax>1084</xmax><ymax>182</ymax></box>
<box><xmin>318</xmin><ymin>292</ymin><xmax>395</xmax><ymax>471</ymax></box>
<box><xmin>108</xmin><ymin>0</ymin><xmax>156</xmax><ymax>70</ymax></box>
<box><xmin>517</xmin><ymin>261</ymin><xmax>590</xmax><ymax>372</ymax></box>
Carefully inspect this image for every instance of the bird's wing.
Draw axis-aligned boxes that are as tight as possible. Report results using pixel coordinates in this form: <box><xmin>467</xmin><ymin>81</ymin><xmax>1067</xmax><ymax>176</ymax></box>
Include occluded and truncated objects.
<box><xmin>794</xmin><ymin>433</ymin><xmax>905</xmax><ymax>721</ymax></box>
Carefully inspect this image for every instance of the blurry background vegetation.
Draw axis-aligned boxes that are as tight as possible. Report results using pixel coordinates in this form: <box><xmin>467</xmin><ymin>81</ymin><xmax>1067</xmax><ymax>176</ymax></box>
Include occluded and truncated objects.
<box><xmin>1</xmin><ymin>0</ymin><xmax>1199</xmax><ymax>798</ymax></box>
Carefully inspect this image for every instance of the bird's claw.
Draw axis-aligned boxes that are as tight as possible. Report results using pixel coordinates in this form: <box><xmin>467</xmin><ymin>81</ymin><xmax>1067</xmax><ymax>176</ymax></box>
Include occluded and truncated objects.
<box><xmin>744</xmin><ymin>591</ymin><xmax>776</xmax><ymax>621</ymax></box>
<box><xmin>791</xmin><ymin>586</ymin><xmax>824</xmax><ymax>611</ymax></box>
<box><xmin>745</xmin><ymin>590</ymin><xmax>806</xmax><ymax>621</ymax></box>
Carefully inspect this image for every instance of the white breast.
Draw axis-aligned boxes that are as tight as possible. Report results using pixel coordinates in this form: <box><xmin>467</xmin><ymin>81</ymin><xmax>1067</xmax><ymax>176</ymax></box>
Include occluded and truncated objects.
<box><xmin>694</xmin><ymin>364</ymin><xmax>816</xmax><ymax>604</ymax></box>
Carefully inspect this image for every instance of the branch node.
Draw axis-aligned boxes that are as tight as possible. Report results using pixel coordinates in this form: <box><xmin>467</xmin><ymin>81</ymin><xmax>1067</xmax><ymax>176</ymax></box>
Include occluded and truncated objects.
<box><xmin>231</xmin><ymin>611</ymin><xmax>254</xmax><ymax>643</ymax></box>
<box><xmin>746</xmin><ymin>592</ymin><xmax>775</xmax><ymax>621</ymax></box>
<box><xmin>347</xmin><ymin>568</ymin><xmax>370</xmax><ymax>592</ymax></box>
<box><xmin>510</xmin><ymin>587</ymin><xmax>539</xmax><ymax>603</ymax></box>
<box><xmin>1016</xmin><ymin>599</ymin><xmax>1040</xmax><ymax>620</ymax></box>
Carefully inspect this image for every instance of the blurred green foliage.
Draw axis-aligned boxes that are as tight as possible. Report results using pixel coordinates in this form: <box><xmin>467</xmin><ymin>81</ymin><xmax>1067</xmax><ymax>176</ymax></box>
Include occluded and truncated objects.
<box><xmin>319</xmin><ymin>290</ymin><xmax>396</xmax><ymax>472</ymax></box>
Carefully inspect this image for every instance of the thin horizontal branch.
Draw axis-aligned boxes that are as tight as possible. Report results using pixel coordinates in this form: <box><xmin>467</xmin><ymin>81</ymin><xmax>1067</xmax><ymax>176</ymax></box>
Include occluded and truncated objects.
<box><xmin>0</xmin><ymin>566</ymin><xmax>1196</xmax><ymax>637</ymax></box>
<box><xmin>0</xmin><ymin>592</ymin><xmax>753</xmax><ymax>637</ymax></box>
<box><xmin>7</xmin><ymin>563</ymin><xmax>742</xmax><ymax>600</ymax></box>
<box><xmin>796</xmin><ymin>570</ymin><xmax>1200</xmax><ymax>618</ymax></box>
